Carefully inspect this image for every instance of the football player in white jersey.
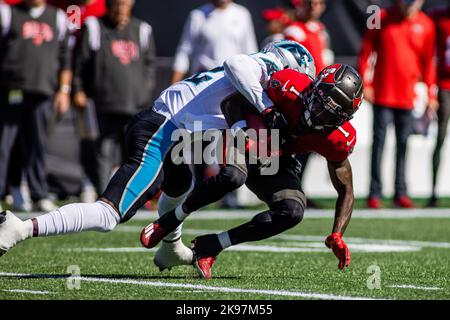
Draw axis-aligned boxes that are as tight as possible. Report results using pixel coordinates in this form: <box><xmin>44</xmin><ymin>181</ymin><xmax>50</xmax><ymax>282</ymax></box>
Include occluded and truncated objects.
<box><xmin>0</xmin><ymin>41</ymin><xmax>315</xmax><ymax>261</ymax></box>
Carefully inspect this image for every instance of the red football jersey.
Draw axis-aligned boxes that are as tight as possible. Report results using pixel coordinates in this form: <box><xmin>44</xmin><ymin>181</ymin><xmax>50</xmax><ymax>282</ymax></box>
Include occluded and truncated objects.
<box><xmin>284</xmin><ymin>21</ymin><xmax>327</xmax><ymax>74</ymax></box>
<box><xmin>253</xmin><ymin>68</ymin><xmax>357</xmax><ymax>163</ymax></box>
<box><xmin>430</xmin><ymin>7</ymin><xmax>450</xmax><ymax>90</ymax></box>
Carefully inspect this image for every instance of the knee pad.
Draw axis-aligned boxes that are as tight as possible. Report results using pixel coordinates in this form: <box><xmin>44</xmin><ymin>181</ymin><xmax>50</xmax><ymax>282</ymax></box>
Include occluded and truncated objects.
<box><xmin>251</xmin><ymin>210</ymin><xmax>273</xmax><ymax>225</ymax></box>
<box><xmin>270</xmin><ymin>198</ymin><xmax>305</xmax><ymax>228</ymax></box>
<box><xmin>250</xmin><ymin>198</ymin><xmax>304</xmax><ymax>234</ymax></box>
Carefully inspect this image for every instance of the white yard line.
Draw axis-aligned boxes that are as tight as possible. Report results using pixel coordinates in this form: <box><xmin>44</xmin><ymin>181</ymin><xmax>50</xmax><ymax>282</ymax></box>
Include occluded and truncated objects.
<box><xmin>387</xmin><ymin>285</ymin><xmax>443</xmax><ymax>291</ymax></box>
<box><xmin>115</xmin><ymin>226</ymin><xmax>450</xmax><ymax>250</ymax></box>
<box><xmin>2</xmin><ymin>289</ymin><xmax>54</xmax><ymax>295</ymax></box>
<box><xmin>67</xmin><ymin>242</ymin><xmax>420</xmax><ymax>254</ymax></box>
<box><xmin>15</xmin><ymin>208</ymin><xmax>450</xmax><ymax>221</ymax></box>
<box><xmin>0</xmin><ymin>272</ymin><xmax>378</xmax><ymax>300</ymax></box>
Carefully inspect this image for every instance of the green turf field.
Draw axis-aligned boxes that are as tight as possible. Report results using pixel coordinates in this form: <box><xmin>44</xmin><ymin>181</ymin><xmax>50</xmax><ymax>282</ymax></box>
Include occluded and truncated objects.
<box><xmin>0</xmin><ymin>210</ymin><xmax>450</xmax><ymax>300</ymax></box>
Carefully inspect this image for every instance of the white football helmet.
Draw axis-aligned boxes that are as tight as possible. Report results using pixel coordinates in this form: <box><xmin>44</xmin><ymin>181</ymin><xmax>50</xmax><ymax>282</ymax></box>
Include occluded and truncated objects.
<box><xmin>262</xmin><ymin>40</ymin><xmax>316</xmax><ymax>79</ymax></box>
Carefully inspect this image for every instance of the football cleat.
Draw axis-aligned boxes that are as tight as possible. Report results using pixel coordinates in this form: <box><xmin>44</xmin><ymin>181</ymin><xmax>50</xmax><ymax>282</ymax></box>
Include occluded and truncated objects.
<box><xmin>191</xmin><ymin>235</ymin><xmax>222</xmax><ymax>280</ymax></box>
<box><xmin>140</xmin><ymin>210</ymin><xmax>183</xmax><ymax>249</ymax></box>
<box><xmin>0</xmin><ymin>211</ymin><xmax>29</xmax><ymax>257</ymax></box>
<box><xmin>153</xmin><ymin>237</ymin><xmax>194</xmax><ymax>271</ymax></box>
<box><xmin>194</xmin><ymin>256</ymin><xmax>215</xmax><ymax>280</ymax></box>
<box><xmin>140</xmin><ymin>222</ymin><xmax>167</xmax><ymax>249</ymax></box>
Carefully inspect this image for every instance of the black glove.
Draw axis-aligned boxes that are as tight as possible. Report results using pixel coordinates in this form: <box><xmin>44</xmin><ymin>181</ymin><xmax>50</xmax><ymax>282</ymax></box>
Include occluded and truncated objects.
<box><xmin>261</xmin><ymin>107</ymin><xmax>288</xmax><ymax>132</ymax></box>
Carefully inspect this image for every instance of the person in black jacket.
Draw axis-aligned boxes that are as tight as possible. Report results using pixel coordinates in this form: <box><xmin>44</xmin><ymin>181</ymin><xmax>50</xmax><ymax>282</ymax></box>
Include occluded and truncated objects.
<box><xmin>0</xmin><ymin>0</ymin><xmax>72</xmax><ymax>212</ymax></box>
<box><xmin>72</xmin><ymin>0</ymin><xmax>156</xmax><ymax>195</ymax></box>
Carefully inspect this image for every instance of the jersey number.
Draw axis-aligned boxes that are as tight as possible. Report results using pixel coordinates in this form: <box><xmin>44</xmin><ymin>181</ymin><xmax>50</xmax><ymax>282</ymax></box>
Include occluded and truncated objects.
<box><xmin>185</xmin><ymin>66</ymin><xmax>224</xmax><ymax>85</ymax></box>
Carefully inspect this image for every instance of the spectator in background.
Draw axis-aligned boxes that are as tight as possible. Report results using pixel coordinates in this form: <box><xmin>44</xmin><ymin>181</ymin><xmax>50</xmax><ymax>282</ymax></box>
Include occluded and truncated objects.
<box><xmin>48</xmin><ymin>0</ymin><xmax>106</xmax><ymax>203</ymax></box>
<box><xmin>72</xmin><ymin>0</ymin><xmax>155</xmax><ymax>195</ymax></box>
<box><xmin>428</xmin><ymin>6</ymin><xmax>450</xmax><ymax>207</ymax></box>
<box><xmin>284</xmin><ymin>0</ymin><xmax>333</xmax><ymax>75</ymax></box>
<box><xmin>171</xmin><ymin>0</ymin><xmax>258</xmax><ymax>84</ymax></box>
<box><xmin>283</xmin><ymin>0</ymin><xmax>333</xmax><ymax>208</ymax></box>
<box><xmin>359</xmin><ymin>0</ymin><xmax>437</xmax><ymax>209</ymax></box>
<box><xmin>0</xmin><ymin>0</ymin><xmax>72</xmax><ymax>212</ymax></box>
<box><xmin>260</xmin><ymin>8</ymin><xmax>290</xmax><ymax>48</ymax></box>
<box><xmin>48</xmin><ymin>0</ymin><xmax>106</xmax><ymax>38</ymax></box>
<box><xmin>171</xmin><ymin>0</ymin><xmax>257</xmax><ymax>208</ymax></box>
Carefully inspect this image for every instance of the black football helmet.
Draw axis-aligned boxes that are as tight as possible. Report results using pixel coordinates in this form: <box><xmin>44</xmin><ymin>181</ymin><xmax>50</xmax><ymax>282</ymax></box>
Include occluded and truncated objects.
<box><xmin>303</xmin><ymin>64</ymin><xmax>363</xmax><ymax>130</ymax></box>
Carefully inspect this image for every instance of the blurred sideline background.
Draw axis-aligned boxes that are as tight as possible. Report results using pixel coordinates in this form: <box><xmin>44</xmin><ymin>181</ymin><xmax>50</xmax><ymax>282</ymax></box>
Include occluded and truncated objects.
<box><xmin>44</xmin><ymin>0</ymin><xmax>450</xmax><ymax>204</ymax></box>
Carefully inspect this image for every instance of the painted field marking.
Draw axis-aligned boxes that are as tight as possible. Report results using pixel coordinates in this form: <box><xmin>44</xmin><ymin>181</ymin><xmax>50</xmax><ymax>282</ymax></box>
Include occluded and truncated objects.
<box><xmin>16</xmin><ymin>208</ymin><xmax>450</xmax><ymax>221</ymax></box>
<box><xmin>0</xmin><ymin>272</ymin><xmax>379</xmax><ymax>300</ymax></box>
<box><xmin>115</xmin><ymin>226</ymin><xmax>450</xmax><ymax>251</ymax></box>
<box><xmin>387</xmin><ymin>285</ymin><xmax>443</xmax><ymax>291</ymax></box>
<box><xmin>67</xmin><ymin>242</ymin><xmax>420</xmax><ymax>254</ymax></box>
<box><xmin>2</xmin><ymin>289</ymin><xmax>55</xmax><ymax>295</ymax></box>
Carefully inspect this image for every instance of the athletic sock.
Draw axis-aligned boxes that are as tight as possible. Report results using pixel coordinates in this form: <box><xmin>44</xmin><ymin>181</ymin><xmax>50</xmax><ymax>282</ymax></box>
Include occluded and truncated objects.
<box><xmin>174</xmin><ymin>205</ymin><xmax>189</xmax><ymax>221</ymax></box>
<box><xmin>32</xmin><ymin>201</ymin><xmax>120</xmax><ymax>237</ymax></box>
<box><xmin>157</xmin><ymin>183</ymin><xmax>193</xmax><ymax>241</ymax></box>
<box><xmin>23</xmin><ymin>219</ymin><xmax>33</xmax><ymax>240</ymax></box>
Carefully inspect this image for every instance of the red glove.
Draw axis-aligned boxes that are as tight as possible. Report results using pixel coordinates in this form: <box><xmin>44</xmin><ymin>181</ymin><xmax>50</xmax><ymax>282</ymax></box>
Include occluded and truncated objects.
<box><xmin>325</xmin><ymin>233</ymin><xmax>351</xmax><ymax>270</ymax></box>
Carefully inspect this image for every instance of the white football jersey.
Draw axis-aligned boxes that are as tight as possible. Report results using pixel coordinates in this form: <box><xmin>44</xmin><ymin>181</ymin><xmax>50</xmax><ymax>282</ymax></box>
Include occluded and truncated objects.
<box><xmin>154</xmin><ymin>52</ymin><xmax>284</xmax><ymax>132</ymax></box>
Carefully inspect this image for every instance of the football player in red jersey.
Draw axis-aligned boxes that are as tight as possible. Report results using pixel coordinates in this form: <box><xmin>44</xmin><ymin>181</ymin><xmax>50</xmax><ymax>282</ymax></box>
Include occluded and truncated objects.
<box><xmin>143</xmin><ymin>64</ymin><xmax>363</xmax><ymax>278</ymax></box>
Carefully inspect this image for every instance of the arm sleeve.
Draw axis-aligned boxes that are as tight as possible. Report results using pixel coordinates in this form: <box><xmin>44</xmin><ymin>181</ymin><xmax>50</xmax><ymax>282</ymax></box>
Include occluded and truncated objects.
<box><xmin>72</xmin><ymin>24</ymin><xmax>92</xmax><ymax>94</ymax></box>
<box><xmin>223</xmin><ymin>54</ymin><xmax>274</xmax><ymax>113</ymax></box>
<box><xmin>422</xmin><ymin>23</ymin><xmax>438</xmax><ymax>103</ymax></box>
<box><xmin>56</xmin><ymin>9</ymin><xmax>71</xmax><ymax>72</ymax></box>
<box><xmin>173</xmin><ymin>10</ymin><xmax>201</xmax><ymax>74</ymax></box>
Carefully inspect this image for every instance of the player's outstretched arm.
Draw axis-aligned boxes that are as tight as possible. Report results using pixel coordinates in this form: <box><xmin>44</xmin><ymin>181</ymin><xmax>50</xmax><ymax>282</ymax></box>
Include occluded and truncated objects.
<box><xmin>325</xmin><ymin>159</ymin><xmax>354</xmax><ymax>269</ymax></box>
<box><xmin>328</xmin><ymin>159</ymin><xmax>354</xmax><ymax>233</ymax></box>
<box><xmin>223</xmin><ymin>54</ymin><xmax>275</xmax><ymax>114</ymax></box>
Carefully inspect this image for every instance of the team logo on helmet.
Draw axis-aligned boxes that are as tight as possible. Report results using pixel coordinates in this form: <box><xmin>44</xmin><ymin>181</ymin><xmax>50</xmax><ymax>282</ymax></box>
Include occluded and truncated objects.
<box><xmin>275</xmin><ymin>41</ymin><xmax>314</xmax><ymax>67</ymax></box>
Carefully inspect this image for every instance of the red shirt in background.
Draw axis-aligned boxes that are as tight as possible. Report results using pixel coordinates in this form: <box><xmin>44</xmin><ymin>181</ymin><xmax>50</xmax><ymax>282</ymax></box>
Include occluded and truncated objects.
<box><xmin>430</xmin><ymin>7</ymin><xmax>450</xmax><ymax>91</ymax></box>
<box><xmin>3</xmin><ymin>0</ymin><xmax>22</xmax><ymax>4</ymax></box>
<box><xmin>358</xmin><ymin>6</ymin><xmax>437</xmax><ymax>109</ymax></box>
<box><xmin>47</xmin><ymin>0</ymin><xmax>106</xmax><ymax>25</ymax></box>
<box><xmin>284</xmin><ymin>20</ymin><xmax>328</xmax><ymax>74</ymax></box>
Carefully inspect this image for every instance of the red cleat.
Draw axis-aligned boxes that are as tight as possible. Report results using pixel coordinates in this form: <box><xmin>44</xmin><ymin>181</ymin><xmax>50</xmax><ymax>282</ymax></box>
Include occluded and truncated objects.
<box><xmin>393</xmin><ymin>196</ymin><xmax>415</xmax><ymax>209</ymax></box>
<box><xmin>140</xmin><ymin>222</ymin><xmax>167</xmax><ymax>248</ymax></box>
<box><xmin>194</xmin><ymin>256</ymin><xmax>215</xmax><ymax>280</ymax></box>
<box><xmin>367</xmin><ymin>197</ymin><xmax>382</xmax><ymax>209</ymax></box>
